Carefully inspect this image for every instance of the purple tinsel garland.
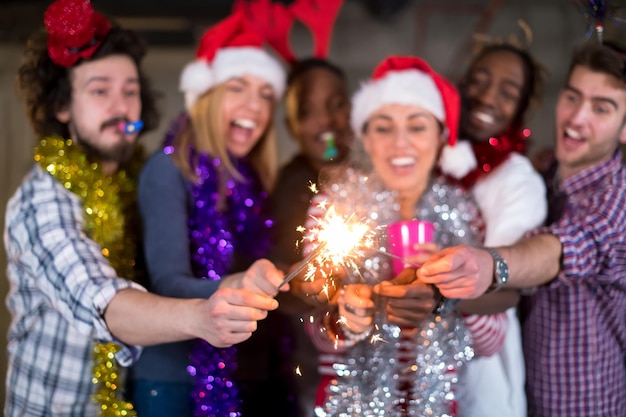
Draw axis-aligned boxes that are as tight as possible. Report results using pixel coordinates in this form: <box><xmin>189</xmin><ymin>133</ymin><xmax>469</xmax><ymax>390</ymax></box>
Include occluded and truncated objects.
<box><xmin>164</xmin><ymin>115</ymin><xmax>273</xmax><ymax>417</ymax></box>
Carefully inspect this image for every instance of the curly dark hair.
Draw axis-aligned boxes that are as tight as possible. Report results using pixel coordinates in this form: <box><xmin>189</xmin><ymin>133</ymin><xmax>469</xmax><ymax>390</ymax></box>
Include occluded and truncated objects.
<box><xmin>461</xmin><ymin>43</ymin><xmax>545</xmax><ymax>130</ymax></box>
<box><xmin>16</xmin><ymin>25</ymin><xmax>160</xmax><ymax>139</ymax></box>
<box><xmin>286</xmin><ymin>57</ymin><xmax>346</xmax><ymax>87</ymax></box>
<box><xmin>284</xmin><ymin>57</ymin><xmax>347</xmax><ymax>136</ymax></box>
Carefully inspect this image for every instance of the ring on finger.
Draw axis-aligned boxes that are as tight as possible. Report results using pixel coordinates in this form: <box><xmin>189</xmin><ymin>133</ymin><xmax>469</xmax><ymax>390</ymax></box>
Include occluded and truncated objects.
<box><xmin>343</xmin><ymin>303</ymin><xmax>375</xmax><ymax>316</ymax></box>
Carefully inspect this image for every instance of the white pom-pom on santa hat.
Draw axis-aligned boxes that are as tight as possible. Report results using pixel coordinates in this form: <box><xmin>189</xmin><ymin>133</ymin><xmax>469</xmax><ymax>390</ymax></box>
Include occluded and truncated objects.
<box><xmin>179</xmin><ymin>10</ymin><xmax>285</xmax><ymax>110</ymax></box>
<box><xmin>439</xmin><ymin>140</ymin><xmax>478</xmax><ymax>179</ymax></box>
<box><xmin>179</xmin><ymin>60</ymin><xmax>213</xmax><ymax>110</ymax></box>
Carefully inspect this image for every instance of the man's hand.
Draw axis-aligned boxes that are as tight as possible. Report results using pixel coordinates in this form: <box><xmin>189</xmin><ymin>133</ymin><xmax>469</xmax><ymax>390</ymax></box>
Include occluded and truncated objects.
<box><xmin>105</xmin><ymin>269</ymin><xmax>282</xmax><ymax>348</ymax></box>
<box><xmin>374</xmin><ymin>268</ymin><xmax>437</xmax><ymax>326</ymax></box>
<box><xmin>219</xmin><ymin>259</ymin><xmax>287</xmax><ymax>296</ymax></box>
<box><xmin>417</xmin><ymin>245</ymin><xmax>494</xmax><ymax>299</ymax></box>
<box><xmin>196</xmin><ymin>259</ymin><xmax>286</xmax><ymax>347</ymax></box>
<box><xmin>193</xmin><ymin>287</ymin><xmax>279</xmax><ymax>347</ymax></box>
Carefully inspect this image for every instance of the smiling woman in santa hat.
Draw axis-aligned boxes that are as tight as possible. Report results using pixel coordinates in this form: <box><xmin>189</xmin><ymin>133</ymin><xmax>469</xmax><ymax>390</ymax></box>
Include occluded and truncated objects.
<box><xmin>128</xmin><ymin>10</ymin><xmax>292</xmax><ymax>417</ymax></box>
<box><xmin>291</xmin><ymin>56</ymin><xmax>515</xmax><ymax>417</ymax></box>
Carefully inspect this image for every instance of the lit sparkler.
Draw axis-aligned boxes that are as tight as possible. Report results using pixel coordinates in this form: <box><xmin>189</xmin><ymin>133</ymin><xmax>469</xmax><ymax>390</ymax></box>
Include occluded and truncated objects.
<box><xmin>277</xmin><ymin>204</ymin><xmax>377</xmax><ymax>290</ymax></box>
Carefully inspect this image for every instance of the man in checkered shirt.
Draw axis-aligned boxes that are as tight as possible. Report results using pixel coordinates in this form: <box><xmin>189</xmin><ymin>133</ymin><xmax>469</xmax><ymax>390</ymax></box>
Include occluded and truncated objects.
<box><xmin>418</xmin><ymin>42</ymin><xmax>626</xmax><ymax>417</ymax></box>
<box><xmin>4</xmin><ymin>1</ymin><xmax>286</xmax><ymax>416</ymax></box>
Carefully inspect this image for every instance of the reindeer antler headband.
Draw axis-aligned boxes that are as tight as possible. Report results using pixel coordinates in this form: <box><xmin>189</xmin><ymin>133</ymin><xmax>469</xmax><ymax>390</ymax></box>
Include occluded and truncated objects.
<box><xmin>472</xmin><ymin>19</ymin><xmax>533</xmax><ymax>54</ymax></box>
<box><xmin>233</xmin><ymin>0</ymin><xmax>344</xmax><ymax>65</ymax></box>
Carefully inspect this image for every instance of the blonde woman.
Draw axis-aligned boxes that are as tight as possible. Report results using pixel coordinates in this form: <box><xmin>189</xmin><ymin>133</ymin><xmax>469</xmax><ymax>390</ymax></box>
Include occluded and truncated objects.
<box><xmin>129</xmin><ymin>12</ymin><xmax>293</xmax><ymax>417</ymax></box>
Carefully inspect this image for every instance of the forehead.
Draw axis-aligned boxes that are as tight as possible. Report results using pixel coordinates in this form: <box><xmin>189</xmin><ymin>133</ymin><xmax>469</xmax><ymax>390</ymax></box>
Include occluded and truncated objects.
<box><xmin>470</xmin><ymin>49</ymin><xmax>525</xmax><ymax>82</ymax></box>
<box><xmin>70</xmin><ymin>54</ymin><xmax>138</xmax><ymax>84</ymax></box>
<box><xmin>369</xmin><ymin>103</ymin><xmax>434</xmax><ymax>120</ymax></box>
<box><xmin>568</xmin><ymin>65</ymin><xmax>626</xmax><ymax>103</ymax></box>
<box><xmin>298</xmin><ymin>67</ymin><xmax>346</xmax><ymax>93</ymax></box>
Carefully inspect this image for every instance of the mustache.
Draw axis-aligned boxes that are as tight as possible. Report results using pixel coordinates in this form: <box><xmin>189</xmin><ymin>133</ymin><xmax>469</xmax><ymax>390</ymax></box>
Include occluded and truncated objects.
<box><xmin>100</xmin><ymin>117</ymin><xmax>129</xmax><ymax>132</ymax></box>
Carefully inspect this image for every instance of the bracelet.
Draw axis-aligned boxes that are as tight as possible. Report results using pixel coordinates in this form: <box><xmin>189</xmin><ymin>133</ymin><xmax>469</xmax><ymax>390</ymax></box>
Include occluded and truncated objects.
<box><xmin>322</xmin><ymin>310</ymin><xmax>354</xmax><ymax>348</ymax></box>
<box><xmin>338</xmin><ymin>319</ymin><xmax>372</xmax><ymax>343</ymax></box>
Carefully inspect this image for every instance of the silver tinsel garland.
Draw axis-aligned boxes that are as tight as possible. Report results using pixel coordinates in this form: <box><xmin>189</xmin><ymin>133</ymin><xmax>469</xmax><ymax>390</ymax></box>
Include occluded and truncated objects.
<box><xmin>316</xmin><ymin>164</ymin><xmax>484</xmax><ymax>417</ymax></box>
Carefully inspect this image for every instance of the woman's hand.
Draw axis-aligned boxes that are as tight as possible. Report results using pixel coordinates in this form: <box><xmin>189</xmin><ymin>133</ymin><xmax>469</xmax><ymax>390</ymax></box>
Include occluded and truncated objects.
<box><xmin>338</xmin><ymin>284</ymin><xmax>375</xmax><ymax>334</ymax></box>
<box><xmin>374</xmin><ymin>268</ymin><xmax>437</xmax><ymax>327</ymax></box>
<box><xmin>288</xmin><ymin>262</ymin><xmax>343</xmax><ymax>307</ymax></box>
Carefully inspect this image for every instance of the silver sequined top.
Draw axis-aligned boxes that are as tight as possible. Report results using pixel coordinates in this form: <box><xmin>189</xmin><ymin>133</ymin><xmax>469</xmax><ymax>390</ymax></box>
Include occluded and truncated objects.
<box><xmin>317</xmin><ymin>166</ymin><xmax>484</xmax><ymax>417</ymax></box>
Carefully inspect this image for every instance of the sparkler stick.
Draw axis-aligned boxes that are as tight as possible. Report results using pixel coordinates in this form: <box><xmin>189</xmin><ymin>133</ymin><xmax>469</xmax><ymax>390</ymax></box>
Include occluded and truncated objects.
<box><xmin>373</xmin><ymin>249</ymin><xmax>417</xmax><ymax>265</ymax></box>
<box><xmin>277</xmin><ymin>242</ymin><xmax>327</xmax><ymax>290</ymax></box>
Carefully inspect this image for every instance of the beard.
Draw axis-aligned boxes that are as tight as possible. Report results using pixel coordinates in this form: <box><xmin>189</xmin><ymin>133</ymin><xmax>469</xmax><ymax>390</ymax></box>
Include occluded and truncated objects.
<box><xmin>70</xmin><ymin>119</ymin><xmax>137</xmax><ymax>167</ymax></box>
<box><xmin>76</xmin><ymin>135</ymin><xmax>135</xmax><ymax>165</ymax></box>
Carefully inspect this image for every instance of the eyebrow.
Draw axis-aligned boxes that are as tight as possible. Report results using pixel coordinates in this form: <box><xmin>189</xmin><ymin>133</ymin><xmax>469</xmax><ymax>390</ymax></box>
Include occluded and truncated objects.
<box><xmin>84</xmin><ymin>76</ymin><xmax>139</xmax><ymax>86</ymax></box>
<box><xmin>564</xmin><ymin>84</ymin><xmax>618</xmax><ymax>110</ymax></box>
<box><xmin>231</xmin><ymin>77</ymin><xmax>273</xmax><ymax>91</ymax></box>
<box><xmin>408</xmin><ymin>112</ymin><xmax>432</xmax><ymax>121</ymax></box>
<box><xmin>230</xmin><ymin>77</ymin><xmax>248</xmax><ymax>85</ymax></box>
<box><xmin>369</xmin><ymin>114</ymin><xmax>393</xmax><ymax>122</ymax></box>
<box><xmin>472</xmin><ymin>67</ymin><xmax>523</xmax><ymax>91</ymax></box>
<box><xmin>370</xmin><ymin>112</ymin><xmax>433</xmax><ymax>122</ymax></box>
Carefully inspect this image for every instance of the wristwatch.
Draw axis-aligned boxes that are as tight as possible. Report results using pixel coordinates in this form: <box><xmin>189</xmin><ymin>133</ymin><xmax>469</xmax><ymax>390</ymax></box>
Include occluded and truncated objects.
<box><xmin>484</xmin><ymin>247</ymin><xmax>509</xmax><ymax>293</ymax></box>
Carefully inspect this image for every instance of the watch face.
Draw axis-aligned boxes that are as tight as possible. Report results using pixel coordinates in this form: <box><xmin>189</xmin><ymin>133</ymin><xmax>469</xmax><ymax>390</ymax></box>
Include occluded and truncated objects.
<box><xmin>496</xmin><ymin>260</ymin><xmax>509</xmax><ymax>284</ymax></box>
<box><xmin>485</xmin><ymin>247</ymin><xmax>508</xmax><ymax>293</ymax></box>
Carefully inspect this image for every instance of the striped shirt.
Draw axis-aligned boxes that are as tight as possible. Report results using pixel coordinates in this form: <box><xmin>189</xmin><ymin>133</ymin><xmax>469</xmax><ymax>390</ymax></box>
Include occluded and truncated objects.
<box><xmin>4</xmin><ymin>165</ymin><xmax>144</xmax><ymax>417</ymax></box>
<box><xmin>523</xmin><ymin>151</ymin><xmax>626</xmax><ymax>416</ymax></box>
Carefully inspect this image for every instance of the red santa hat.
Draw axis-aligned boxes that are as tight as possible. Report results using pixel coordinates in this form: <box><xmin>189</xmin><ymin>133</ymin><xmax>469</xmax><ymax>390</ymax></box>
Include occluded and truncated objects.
<box><xmin>179</xmin><ymin>11</ymin><xmax>285</xmax><ymax>109</ymax></box>
<box><xmin>350</xmin><ymin>56</ymin><xmax>459</xmax><ymax>147</ymax></box>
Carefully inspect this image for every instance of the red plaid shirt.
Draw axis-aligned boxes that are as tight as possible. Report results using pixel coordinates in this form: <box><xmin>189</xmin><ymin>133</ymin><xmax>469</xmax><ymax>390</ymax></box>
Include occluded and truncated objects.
<box><xmin>523</xmin><ymin>150</ymin><xmax>626</xmax><ymax>416</ymax></box>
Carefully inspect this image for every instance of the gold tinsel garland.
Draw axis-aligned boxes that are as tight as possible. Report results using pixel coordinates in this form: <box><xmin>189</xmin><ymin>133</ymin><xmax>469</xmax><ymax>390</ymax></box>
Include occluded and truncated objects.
<box><xmin>35</xmin><ymin>137</ymin><xmax>142</xmax><ymax>417</ymax></box>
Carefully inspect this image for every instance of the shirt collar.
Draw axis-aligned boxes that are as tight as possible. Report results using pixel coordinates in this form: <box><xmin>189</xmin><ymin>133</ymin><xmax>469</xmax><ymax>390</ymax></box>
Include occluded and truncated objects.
<box><xmin>559</xmin><ymin>149</ymin><xmax>623</xmax><ymax>195</ymax></box>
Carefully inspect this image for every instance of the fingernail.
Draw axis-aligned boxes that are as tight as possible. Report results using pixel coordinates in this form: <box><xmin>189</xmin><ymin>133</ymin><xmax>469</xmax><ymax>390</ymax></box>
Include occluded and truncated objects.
<box><xmin>271</xmin><ymin>300</ymin><xmax>278</xmax><ymax>309</ymax></box>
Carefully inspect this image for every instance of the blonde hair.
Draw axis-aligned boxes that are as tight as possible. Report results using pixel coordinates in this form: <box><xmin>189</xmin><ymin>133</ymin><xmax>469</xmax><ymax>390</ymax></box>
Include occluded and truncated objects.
<box><xmin>284</xmin><ymin>80</ymin><xmax>302</xmax><ymax>139</ymax></box>
<box><xmin>171</xmin><ymin>83</ymin><xmax>278</xmax><ymax>193</ymax></box>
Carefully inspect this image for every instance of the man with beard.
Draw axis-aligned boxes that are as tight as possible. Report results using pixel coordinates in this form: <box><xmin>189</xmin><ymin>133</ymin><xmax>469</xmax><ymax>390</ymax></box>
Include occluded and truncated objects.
<box><xmin>4</xmin><ymin>1</ymin><xmax>286</xmax><ymax>416</ymax></box>
<box><xmin>420</xmin><ymin>42</ymin><xmax>626</xmax><ymax>416</ymax></box>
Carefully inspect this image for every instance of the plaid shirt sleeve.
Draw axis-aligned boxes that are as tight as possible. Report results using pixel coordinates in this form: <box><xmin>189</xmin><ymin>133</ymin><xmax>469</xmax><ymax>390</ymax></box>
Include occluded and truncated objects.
<box><xmin>528</xmin><ymin>191</ymin><xmax>620</xmax><ymax>289</ymax></box>
<box><xmin>5</xmin><ymin>166</ymin><xmax>144</xmax><ymax>364</ymax></box>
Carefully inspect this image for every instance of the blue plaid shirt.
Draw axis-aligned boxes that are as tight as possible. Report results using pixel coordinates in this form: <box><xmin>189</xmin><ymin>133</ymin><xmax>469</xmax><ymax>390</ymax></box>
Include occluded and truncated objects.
<box><xmin>4</xmin><ymin>165</ymin><xmax>144</xmax><ymax>417</ymax></box>
<box><xmin>523</xmin><ymin>150</ymin><xmax>626</xmax><ymax>416</ymax></box>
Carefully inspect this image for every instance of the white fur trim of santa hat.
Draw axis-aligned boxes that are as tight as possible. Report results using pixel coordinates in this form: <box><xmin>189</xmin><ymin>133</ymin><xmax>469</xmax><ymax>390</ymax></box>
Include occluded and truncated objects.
<box><xmin>179</xmin><ymin>46</ymin><xmax>285</xmax><ymax>110</ymax></box>
<box><xmin>438</xmin><ymin>140</ymin><xmax>478</xmax><ymax>179</ymax></box>
<box><xmin>350</xmin><ymin>70</ymin><xmax>445</xmax><ymax>135</ymax></box>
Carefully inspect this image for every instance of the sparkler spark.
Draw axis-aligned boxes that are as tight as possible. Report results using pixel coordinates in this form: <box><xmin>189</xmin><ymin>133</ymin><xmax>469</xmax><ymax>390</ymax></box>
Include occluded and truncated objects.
<box><xmin>277</xmin><ymin>204</ymin><xmax>377</xmax><ymax>290</ymax></box>
<box><xmin>295</xmin><ymin>366</ymin><xmax>302</xmax><ymax>376</ymax></box>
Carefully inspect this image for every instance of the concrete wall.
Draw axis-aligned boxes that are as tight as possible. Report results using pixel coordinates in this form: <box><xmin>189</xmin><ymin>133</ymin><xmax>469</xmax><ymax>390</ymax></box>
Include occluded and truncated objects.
<box><xmin>0</xmin><ymin>0</ymin><xmax>601</xmax><ymax>407</ymax></box>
